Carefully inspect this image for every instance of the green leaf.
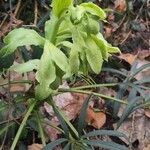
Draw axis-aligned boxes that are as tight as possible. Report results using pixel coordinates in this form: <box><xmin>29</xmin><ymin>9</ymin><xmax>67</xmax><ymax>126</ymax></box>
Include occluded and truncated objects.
<box><xmin>36</xmin><ymin>40</ymin><xmax>56</xmax><ymax>85</ymax></box>
<box><xmin>87</xmin><ymin>17</ymin><xmax>100</xmax><ymax>34</ymax></box>
<box><xmin>35</xmin><ymin>84</ymin><xmax>53</xmax><ymax>100</ymax></box>
<box><xmin>80</xmin><ymin>2</ymin><xmax>106</xmax><ymax>20</ymax></box>
<box><xmin>69</xmin><ymin>44</ymin><xmax>80</xmax><ymax>74</ymax></box>
<box><xmin>85</xmin><ymin>37</ymin><xmax>103</xmax><ymax>74</ymax></box>
<box><xmin>117</xmin><ymin>97</ymin><xmax>142</xmax><ymax>128</ymax></box>
<box><xmin>0</xmin><ymin>28</ymin><xmax>45</xmax><ymax>57</ymax></box>
<box><xmin>10</xmin><ymin>59</ymin><xmax>39</xmax><ymax>73</ymax></box>
<box><xmin>107</xmin><ymin>44</ymin><xmax>120</xmax><ymax>53</ymax></box>
<box><xmin>83</xmin><ymin>140</ymin><xmax>128</xmax><ymax>150</ymax></box>
<box><xmin>45</xmin><ymin>16</ymin><xmax>59</xmax><ymax>43</ymax></box>
<box><xmin>63</xmin><ymin>143</ymin><xmax>71</xmax><ymax>150</ymax></box>
<box><xmin>78</xmin><ymin>95</ymin><xmax>92</xmax><ymax>135</ymax></box>
<box><xmin>91</xmin><ymin>34</ymin><xmax>108</xmax><ymax>60</ymax></box>
<box><xmin>51</xmin><ymin>0</ymin><xmax>72</xmax><ymax>17</ymax></box>
<box><xmin>47</xmin><ymin>41</ymin><xmax>68</xmax><ymax>72</ymax></box>
<box><xmin>43</xmin><ymin>138</ymin><xmax>67</xmax><ymax>150</ymax></box>
<box><xmin>82</xmin><ymin>130</ymin><xmax>128</xmax><ymax>140</ymax></box>
<box><xmin>70</xmin><ymin>6</ymin><xmax>85</xmax><ymax>24</ymax></box>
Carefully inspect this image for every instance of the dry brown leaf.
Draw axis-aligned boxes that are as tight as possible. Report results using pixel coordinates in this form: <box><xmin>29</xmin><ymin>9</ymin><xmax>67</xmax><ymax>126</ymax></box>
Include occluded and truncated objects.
<box><xmin>86</xmin><ymin>106</ymin><xmax>106</xmax><ymax>129</ymax></box>
<box><xmin>28</xmin><ymin>144</ymin><xmax>42</xmax><ymax>150</ymax></box>
<box><xmin>118</xmin><ymin>53</ymin><xmax>137</xmax><ymax>65</ymax></box>
<box><xmin>143</xmin><ymin>144</ymin><xmax>150</xmax><ymax>150</ymax></box>
<box><xmin>43</xmin><ymin>82</ymin><xmax>88</xmax><ymax>141</ymax></box>
<box><xmin>144</xmin><ymin>109</ymin><xmax>150</xmax><ymax>118</ymax></box>
<box><xmin>104</xmin><ymin>26</ymin><xmax>112</xmax><ymax>38</ymax></box>
<box><xmin>114</xmin><ymin>0</ymin><xmax>126</xmax><ymax>12</ymax></box>
<box><xmin>118</xmin><ymin>51</ymin><xmax>150</xmax><ymax>80</ymax></box>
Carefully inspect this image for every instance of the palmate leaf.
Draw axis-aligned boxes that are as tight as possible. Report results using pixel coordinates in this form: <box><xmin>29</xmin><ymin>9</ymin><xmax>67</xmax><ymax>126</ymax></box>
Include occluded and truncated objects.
<box><xmin>0</xmin><ymin>28</ymin><xmax>45</xmax><ymax>57</ymax></box>
<box><xmin>51</xmin><ymin>0</ymin><xmax>72</xmax><ymax>17</ymax></box>
<box><xmin>80</xmin><ymin>2</ymin><xmax>106</xmax><ymax>20</ymax></box>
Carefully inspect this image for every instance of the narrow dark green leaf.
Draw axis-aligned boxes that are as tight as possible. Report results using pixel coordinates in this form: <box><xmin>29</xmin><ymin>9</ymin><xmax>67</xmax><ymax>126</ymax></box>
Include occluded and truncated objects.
<box><xmin>78</xmin><ymin>95</ymin><xmax>92</xmax><ymax>135</ymax></box>
<box><xmin>51</xmin><ymin>103</ymin><xmax>69</xmax><ymax>137</ymax></box>
<box><xmin>82</xmin><ymin>130</ymin><xmax>128</xmax><ymax>140</ymax></box>
<box><xmin>117</xmin><ymin>97</ymin><xmax>142</xmax><ymax>128</ymax></box>
<box><xmin>63</xmin><ymin>143</ymin><xmax>70</xmax><ymax>150</ymax></box>
<box><xmin>43</xmin><ymin>138</ymin><xmax>67</xmax><ymax>150</ymax></box>
<box><xmin>83</xmin><ymin>140</ymin><xmax>128</xmax><ymax>150</ymax></box>
<box><xmin>134</xmin><ymin>77</ymin><xmax>150</xmax><ymax>84</ymax></box>
<box><xmin>102</xmin><ymin>68</ymin><xmax>128</xmax><ymax>77</ymax></box>
<box><xmin>130</xmin><ymin>63</ymin><xmax>150</xmax><ymax>79</ymax></box>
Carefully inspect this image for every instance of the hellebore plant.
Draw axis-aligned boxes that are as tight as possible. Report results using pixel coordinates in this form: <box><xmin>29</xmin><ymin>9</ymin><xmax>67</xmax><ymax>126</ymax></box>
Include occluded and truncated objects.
<box><xmin>0</xmin><ymin>0</ymin><xmax>125</xmax><ymax>149</ymax></box>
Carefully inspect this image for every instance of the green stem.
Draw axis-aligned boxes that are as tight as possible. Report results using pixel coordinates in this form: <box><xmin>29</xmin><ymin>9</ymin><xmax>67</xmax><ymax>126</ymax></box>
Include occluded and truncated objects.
<box><xmin>35</xmin><ymin>112</ymin><xmax>46</xmax><ymax>146</ymax></box>
<box><xmin>71</xmin><ymin>83</ymin><xmax>118</xmax><ymax>90</ymax></box>
<box><xmin>58</xmin><ymin>88</ymin><xmax>128</xmax><ymax>104</ymax></box>
<box><xmin>0</xmin><ymin>80</ymin><xmax>32</xmax><ymax>86</ymax></box>
<box><xmin>10</xmin><ymin>100</ymin><xmax>36</xmax><ymax>150</ymax></box>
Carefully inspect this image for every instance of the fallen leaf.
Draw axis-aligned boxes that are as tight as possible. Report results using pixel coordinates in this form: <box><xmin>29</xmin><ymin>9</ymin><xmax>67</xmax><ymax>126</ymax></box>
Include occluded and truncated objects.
<box><xmin>28</xmin><ymin>144</ymin><xmax>42</xmax><ymax>150</ymax></box>
<box><xmin>86</xmin><ymin>106</ymin><xmax>106</xmax><ymax>129</ymax></box>
<box><xmin>143</xmin><ymin>144</ymin><xmax>150</xmax><ymax>150</ymax></box>
<box><xmin>145</xmin><ymin>109</ymin><xmax>150</xmax><ymax>118</ymax></box>
<box><xmin>43</xmin><ymin>81</ymin><xmax>88</xmax><ymax>141</ymax></box>
<box><xmin>118</xmin><ymin>53</ymin><xmax>137</xmax><ymax>65</ymax></box>
<box><xmin>114</xmin><ymin>0</ymin><xmax>126</xmax><ymax>12</ymax></box>
<box><xmin>118</xmin><ymin>51</ymin><xmax>150</xmax><ymax>80</ymax></box>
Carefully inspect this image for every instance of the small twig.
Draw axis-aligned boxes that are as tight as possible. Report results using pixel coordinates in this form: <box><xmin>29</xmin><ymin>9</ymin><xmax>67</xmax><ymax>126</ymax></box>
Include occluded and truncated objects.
<box><xmin>0</xmin><ymin>14</ymin><xmax>8</xmax><ymax>28</ymax></box>
<box><xmin>34</xmin><ymin>0</ymin><xmax>38</xmax><ymax>26</ymax></box>
<box><xmin>14</xmin><ymin>0</ymin><xmax>21</xmax><ymax>17</ymax></box>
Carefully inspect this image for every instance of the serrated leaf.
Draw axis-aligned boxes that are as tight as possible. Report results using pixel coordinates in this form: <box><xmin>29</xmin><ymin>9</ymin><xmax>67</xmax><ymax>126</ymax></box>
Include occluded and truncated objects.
<box><xmin>51</xmin><ymin>0</ymin><xmax>72</xmax><ymax>17</ymax></box>
<box><xmin>85</xmin><ymin>37</ymin><xmax>103</xmax><ymax>74</ymax></box>
<box><xmin>10</xmin><ymin>59</ymin><xmax>39</xmax><ymax>73</ymax></box>
<box><xmin>80</xmin><ymin>2</ymin><xmax>106</xmax><ymax>20</ymax></box>
<box><xmin>0</xmin><ymin>28</ymin><xmax>45</xmax><ymax>57</ymax></box>
<box><xmin>69</xmin><ymin>44</ymin><xmax>80</xmax><ymax>74</ymax></box>
<box><xmin>46</xmin><ymin>41</ymin><xmax>68</xmax><ymax>72</ymax></box>
<box><xmin>36</xmin><ymin>40</ymin><xmax>56</xmax><ymax>86</ymax></box>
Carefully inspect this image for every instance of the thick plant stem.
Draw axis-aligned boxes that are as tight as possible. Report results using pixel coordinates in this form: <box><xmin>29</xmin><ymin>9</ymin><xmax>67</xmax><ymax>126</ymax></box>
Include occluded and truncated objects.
<box><xmin>36</xmin><ymin>112</ymin><xmax>46</xmax><ymax>146</ymax></box>
<box><xmin>10</xmin><ymin>100</ymin><xmax>36</xmax><ymax>150</ymax></box>
<box><xmin>58</xmin><ymin>88</ymin><xmax>128</xmax><ymax>104</ymax></box>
